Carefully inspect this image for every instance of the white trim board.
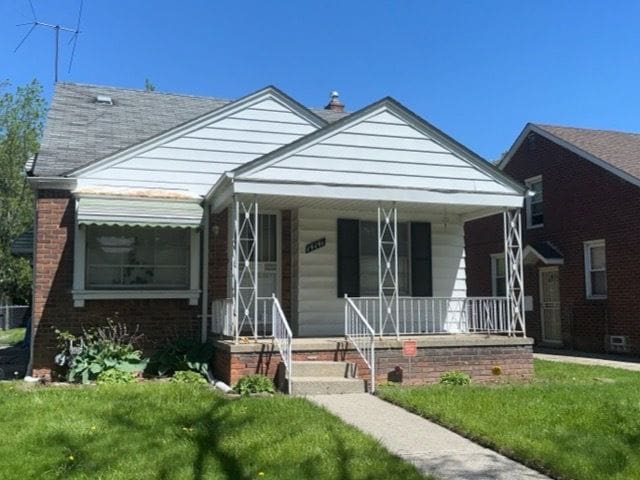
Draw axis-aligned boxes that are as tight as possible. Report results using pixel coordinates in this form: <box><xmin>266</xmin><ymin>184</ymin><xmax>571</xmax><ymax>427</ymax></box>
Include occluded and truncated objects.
<box><xmin>500</xmin><ymin>123</ymin><xmax>640</xmax><ymax>190</ymax></box>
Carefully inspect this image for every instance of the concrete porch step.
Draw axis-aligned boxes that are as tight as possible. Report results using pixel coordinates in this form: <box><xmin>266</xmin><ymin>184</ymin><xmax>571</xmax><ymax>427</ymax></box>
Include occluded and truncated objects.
<box><xmin>292</xmin><ymin>376</ymin><xmax>367</xmax><ymax>395</ymax></box>
<box><xmin>291</xmin><ymin>360</ymin><xmax>355</xmax><ymax>378</ymax></box>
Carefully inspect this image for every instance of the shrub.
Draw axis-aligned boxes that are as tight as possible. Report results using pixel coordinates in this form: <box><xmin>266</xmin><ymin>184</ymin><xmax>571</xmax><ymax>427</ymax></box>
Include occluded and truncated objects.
<box><xmin>439</xmin><ymin>370</ymin><xmax>471</xmax><ymax>386</ymax></box>
<box><xmin>234</xmin><ymin>374</ymin><xmax>275</xmax><ymax>395</ymax></box>
<box><xmin>170</xmin><ymin>370</ymin><xmax>208</xmax><ymax>385</ymax></box>
<box><xmin>97</xmin><ymin>369</ymin><xmax>136</xmax><ymax>385</ymax></box>
<box><xmin>55</xmin><ymin>321</ymin><xmax>148</xmax><ymax>384</ymax></box>
<box><xmin>148</xmin><ymin>337</ymin><xmax>214</xmax><ymax>377</ymax></box>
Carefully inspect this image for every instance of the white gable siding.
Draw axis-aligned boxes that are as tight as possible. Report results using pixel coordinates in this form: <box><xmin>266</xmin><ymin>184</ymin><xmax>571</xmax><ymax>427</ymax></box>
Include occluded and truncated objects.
<box><xmin>76</xmin><ymin>97</ymin><xmax>318</xmax><ymax>195</ymax></box>
<box><xmin>295</xmin><ymin>207</ymin><xmax>466</xmax><ymax>336</ymax></box>
<box><xmin>241</xmin><ymin>110</ymin><xmax>514</xmax><ymax>195</ymax></box>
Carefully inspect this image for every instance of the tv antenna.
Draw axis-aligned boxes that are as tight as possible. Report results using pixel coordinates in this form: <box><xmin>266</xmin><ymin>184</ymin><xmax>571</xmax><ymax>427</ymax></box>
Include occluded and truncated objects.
<box><xmin>14</xmin><ymin>0</ymin><xmax>84</xmax><ymax>82</ymax></box>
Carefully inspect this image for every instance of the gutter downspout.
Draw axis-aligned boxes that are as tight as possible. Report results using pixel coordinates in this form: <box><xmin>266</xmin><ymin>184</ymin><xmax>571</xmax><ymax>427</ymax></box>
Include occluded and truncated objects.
<box><xmin>201</xmin><ymin>203</ymin><xmax>210</xmax><ymax>343</ymax></box>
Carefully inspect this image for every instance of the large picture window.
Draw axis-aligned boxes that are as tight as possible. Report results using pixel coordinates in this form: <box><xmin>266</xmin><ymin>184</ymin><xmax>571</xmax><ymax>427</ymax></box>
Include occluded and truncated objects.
<box><xmin>85</xmin><ymin>226</ymin><xmax>190</xmax><ymax>290</ymax></box>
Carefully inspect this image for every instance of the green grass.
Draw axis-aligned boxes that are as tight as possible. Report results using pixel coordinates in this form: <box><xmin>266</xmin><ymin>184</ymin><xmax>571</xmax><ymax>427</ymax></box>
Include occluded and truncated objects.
<box><xmin>378</xmin><ymin>359</ymin><xmax>640</xmax><ymax>480</ymax></box>
<box><xmin>0</xmin><ymin>327</ymin><xmax>25</xmax><ymax>346</ymax></box>
<box><xmin>0</xmin><ymin>382</ymin><xmax>428</xmax><ymax>480</ymax></box>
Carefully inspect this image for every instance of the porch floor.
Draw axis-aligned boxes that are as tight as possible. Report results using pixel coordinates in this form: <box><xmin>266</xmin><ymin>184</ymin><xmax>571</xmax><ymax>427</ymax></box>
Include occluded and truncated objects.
<box><xmin>212</xmin><ymin>334</ymin><xmax>533</xmax><ymax>353</ymax></box>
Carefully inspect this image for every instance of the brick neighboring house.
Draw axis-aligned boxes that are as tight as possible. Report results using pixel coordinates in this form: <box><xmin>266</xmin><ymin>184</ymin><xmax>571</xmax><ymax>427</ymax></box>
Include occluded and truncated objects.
<box><xmin>28</xmin><ymin>82</ymin><xmax>532</xmax><ymax>389</ymax></box>
<box><xmin>466</xmin><ymin>123</ymin><xmax>640</xmax><ymax>354</ymax></box>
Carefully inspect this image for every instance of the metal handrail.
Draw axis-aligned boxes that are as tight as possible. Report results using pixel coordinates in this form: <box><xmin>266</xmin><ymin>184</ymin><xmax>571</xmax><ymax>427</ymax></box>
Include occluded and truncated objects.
<box><xmin>349</xmin><ymin>296</ymin><xmax>518</xmax><ymax>337</ymax></box>
<box><xmin>344</xmin><ymin>295</ymin><xmax>376</xmax><ymax>393</ymax></box>
<box><xmin>271</xmin><ymin>294</ymin><xmax>293</xmax><ymax>395</ymax></box>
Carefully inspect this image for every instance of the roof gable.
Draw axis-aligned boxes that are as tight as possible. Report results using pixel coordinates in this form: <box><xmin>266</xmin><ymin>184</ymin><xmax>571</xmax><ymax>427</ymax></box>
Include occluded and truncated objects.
<box><xmin>230</xmin><ymin>98</ymin><xmax>525</xmax><ymax>196</ymax></box>
<box><xmin>500</xmin><ymin>123</ymin><xmax>640</xmax><ymax>189</ymax></box>
<box><xmin>71</xmin><ymin>86</ymin><xmax>328</xmax><ymax>195</ymax></box>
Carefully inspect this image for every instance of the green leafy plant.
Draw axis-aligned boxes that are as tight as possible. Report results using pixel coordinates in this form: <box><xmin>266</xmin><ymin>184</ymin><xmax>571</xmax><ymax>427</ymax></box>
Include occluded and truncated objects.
<box><xmin>148</xmin><ymin>337</ymin><xmax>214</xmax><ymax>377</ymax></box>
<box><xmin>439</xmin><ymin>370</ymin><xmax>471</xmax><ymax>386</ymax></box>
<box><xmin>55</xmin><ymin>320</ymin><xmax>147</xmax><ymax>384</ymax></box>
<box><xmin>96</xmin><ymin>368</ymin><xmax>136</xmax><ymax>385</ymax></box>
<box><xmin>170</xmin><ymin>370</ymin><xmax>208</xmax><ymax>385</ymax></box>
<box><xmin>234</xmin><ymin>374</ymin><xmax>275</xmax><ymax>396</ymax></box>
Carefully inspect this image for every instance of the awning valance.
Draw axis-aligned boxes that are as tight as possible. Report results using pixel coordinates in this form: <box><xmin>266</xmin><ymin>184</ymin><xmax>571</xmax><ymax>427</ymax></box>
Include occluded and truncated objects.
<box><xmin>77</xmin><ymin>197</ymin><xmax>203</xmax><ymax>228</ymax></box>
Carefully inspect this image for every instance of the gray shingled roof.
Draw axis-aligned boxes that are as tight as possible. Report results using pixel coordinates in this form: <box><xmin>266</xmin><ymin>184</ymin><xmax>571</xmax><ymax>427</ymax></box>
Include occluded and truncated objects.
<box><xmin>35</xmin><ymin>82</ymin><xmax>348</xmax><ymax>177</ymax></box>
<box><xmin>535</xmin><ymin>124</ymin><xmax>640</xmax><ymax>182</ymax></box>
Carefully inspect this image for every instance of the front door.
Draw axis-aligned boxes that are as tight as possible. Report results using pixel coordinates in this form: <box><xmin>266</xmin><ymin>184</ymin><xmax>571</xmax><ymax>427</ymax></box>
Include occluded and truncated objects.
<box><xmin>257</xmin><ymin>213</ymin><xmax>279</xmax><ymax>298</ymax></box>
<box><xmin>539</xmin><ymin>267</ymin><xmax>562</xmax><ymax>344</ymax></box>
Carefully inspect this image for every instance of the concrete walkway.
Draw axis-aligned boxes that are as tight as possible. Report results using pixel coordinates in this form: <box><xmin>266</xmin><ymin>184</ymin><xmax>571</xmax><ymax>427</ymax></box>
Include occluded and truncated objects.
<box><xmin>535</xmin><ymin>350</ymin><xmax>640</xmax><ymax>371</ymax></box>
<box><xmin>310</xmin><ymin>393</ymin><xmax>550</xmax><ymax>480</ymax></box>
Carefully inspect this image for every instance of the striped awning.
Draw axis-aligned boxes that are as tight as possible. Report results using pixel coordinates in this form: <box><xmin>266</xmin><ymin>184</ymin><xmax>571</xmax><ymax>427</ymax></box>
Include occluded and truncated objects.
<box><xmin>77</xmin><ymin>197</ymin><xmax>203</xmax><ymax>228</ymax></box>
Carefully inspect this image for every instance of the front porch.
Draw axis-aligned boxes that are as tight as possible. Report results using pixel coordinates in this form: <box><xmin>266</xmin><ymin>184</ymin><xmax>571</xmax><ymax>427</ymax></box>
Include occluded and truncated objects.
<box><xmin>204</xmin><ymin>194</ymin><xmax>527</xmax><ymax>392</ymax></box>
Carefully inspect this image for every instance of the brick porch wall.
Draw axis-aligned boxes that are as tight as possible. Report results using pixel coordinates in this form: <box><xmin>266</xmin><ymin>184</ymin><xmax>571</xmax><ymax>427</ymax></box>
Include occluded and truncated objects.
<box><xmin>213</xmin><ymin>340</ymin><xmax>533</xmax><ymax>387</ymax></box>
<box><xmin>32</xmin><ymin>191</ymin><xmax>199</xmax><ymax>377</ymax></box>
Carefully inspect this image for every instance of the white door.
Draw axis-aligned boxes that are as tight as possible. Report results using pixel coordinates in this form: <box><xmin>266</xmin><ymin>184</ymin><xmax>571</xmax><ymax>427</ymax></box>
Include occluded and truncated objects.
<box><xmin>539</xmin><ymin>267</ymin><xmax>562</xmax><ymax>344</ymax></box>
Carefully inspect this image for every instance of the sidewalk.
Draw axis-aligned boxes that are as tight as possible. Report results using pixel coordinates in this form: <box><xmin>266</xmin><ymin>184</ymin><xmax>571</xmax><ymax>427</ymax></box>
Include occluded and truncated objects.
<box><xmin>534</xmin><ymin>349</ymin><xmax>640</xmax><ymax>371</ymax></box>
<box><xmin>309</xmin><ymin>393</ymin><xmax>549</xmax><ymax>480</ymax></box>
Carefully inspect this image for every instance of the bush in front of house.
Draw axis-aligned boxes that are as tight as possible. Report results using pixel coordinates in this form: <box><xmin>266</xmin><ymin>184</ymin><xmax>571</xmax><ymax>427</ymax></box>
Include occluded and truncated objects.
<box><xmin>96</xmin><ymin>368</ymin><xmax>136</xmax><ymax>385</ymax></box>
<box><xmin>148</xmin><ymin>336</ymin><xmax>214</xmax><ymax>377</ymax></box>
<box><xmin>55</xmin><ymin>321</ymin><xmax>148</xmax><ymax>384</ymax></box>
<box><xmin>170</xmin><ymin>370</ymin><xmax>208</xmax><ymax>385</ymax></box>
<box><xmin>234</xmin><ymin>374</ymin><xmax>275</xmax><ymax>396</ymax></box>
<box><xmin>439</xmin><ymin>370</ymin><xmax>471</xmax><ymax>386</ymax></box>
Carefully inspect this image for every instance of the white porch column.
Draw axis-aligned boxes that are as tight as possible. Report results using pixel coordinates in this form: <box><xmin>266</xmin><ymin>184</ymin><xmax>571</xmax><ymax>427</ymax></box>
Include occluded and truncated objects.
<box><xmin>503</xmin><ymin>209</ymin><xmax>525</xmax><ymax>336</ymax></box>
<box><xmin>378</xmin><ymin>205</ymin><xmax>399</xmax><ymax>338</ymax></box>
<box><xmin>232</xmin><ymin>196</ymin><xmax>259</xmax><ymax>343</ymax></box>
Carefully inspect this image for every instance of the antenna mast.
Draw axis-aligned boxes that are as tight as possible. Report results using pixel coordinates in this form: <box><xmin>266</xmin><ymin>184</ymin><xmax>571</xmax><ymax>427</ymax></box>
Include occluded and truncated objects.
<box><xmin>14</xmin><ymin>0</ymin><xmax>84</xmax><ymax>82</ymax></box>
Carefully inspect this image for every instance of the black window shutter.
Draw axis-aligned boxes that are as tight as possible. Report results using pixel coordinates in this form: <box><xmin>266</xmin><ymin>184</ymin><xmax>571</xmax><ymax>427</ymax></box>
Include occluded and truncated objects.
<box><xmin>337</xmin><ymin>219</ymin><xmax>360</xmax><ymax>297</ymax></box>
<box><xmin>410</xmin><ymin>222</ymin><xmax>432</xmax><ymax>296</ymax></box>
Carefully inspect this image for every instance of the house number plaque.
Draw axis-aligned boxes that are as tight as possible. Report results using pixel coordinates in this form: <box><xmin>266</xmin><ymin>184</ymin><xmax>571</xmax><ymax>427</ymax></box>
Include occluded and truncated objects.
<box><xmin>305</xmin><ymin>237</ymin><xmax>326</xmax><ymax>253</ymax></box>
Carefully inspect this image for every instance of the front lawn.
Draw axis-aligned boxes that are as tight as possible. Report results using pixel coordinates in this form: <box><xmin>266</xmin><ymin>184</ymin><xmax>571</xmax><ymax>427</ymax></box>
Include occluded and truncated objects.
<box><xmin>378</xmin><ymin>359</ymin><xmax>640</xmax><ymax>480</ymax></box>
<box><xmin>0</xmin><ymin>327</ymin><xmax>25</xmax><ymax>346</ymax></box>
<box><xmin>0</xmin><ymin>382</ymin><xmax>427</xmax><ymax>480</ymax></box>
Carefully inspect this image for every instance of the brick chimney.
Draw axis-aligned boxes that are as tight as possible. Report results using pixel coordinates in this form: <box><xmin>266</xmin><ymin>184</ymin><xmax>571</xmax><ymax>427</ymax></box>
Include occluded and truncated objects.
<box><xmin>325</xmin><ymin>91</ymin><xmax>344</xmax><ymax>112</ymax></box>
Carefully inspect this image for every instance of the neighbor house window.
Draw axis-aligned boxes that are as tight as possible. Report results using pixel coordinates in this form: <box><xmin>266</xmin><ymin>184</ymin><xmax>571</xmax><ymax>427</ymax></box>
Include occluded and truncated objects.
<box><xmin>491</xmin><ymin>255</ymin><xmax>506</xmax><ymax>297</ymax></box>
<box><xmin>584</xmin><ymin>240</ymin><xmax>606</xmax><ymax>299</ymax></box>
<box><xmin>359</xmin><ymin>221</ymin><xmax>410</xmax><ymax>296</ymax></box>
<box><xmin>85</xmin><ymin>225</ymin><xmax>190</xmax><ymax>289</ymax></box>
<box><xmin>525</xmin><ymin>176</ymin><xmax>543</xmax><ymax>228</ymax></box>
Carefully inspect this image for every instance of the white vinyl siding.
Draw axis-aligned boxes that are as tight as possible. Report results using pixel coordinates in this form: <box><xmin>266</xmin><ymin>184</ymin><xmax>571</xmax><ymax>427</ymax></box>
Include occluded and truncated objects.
<box><xmin>525</xmin><ymin>176</ymin><xmax>543</xmax><ymax>228</ymax></box>
<box><xmin>584</xmin><ymin>240</ymin><xmax>607</xmax><ymax>299</ymax></box>
<box><xmin>242</xmin><ymin>109</ymin><xmax>515</xmax><ymax>196</ymax></box>
<box><xmin>295</xmin><ymin>207</ymin><xmax>466</xmax><ymax>336</ymax></box>
<box><xmin>76</xmin><ymin>97</ymin><xmax>318</xmax><ymax>195</ymax></box>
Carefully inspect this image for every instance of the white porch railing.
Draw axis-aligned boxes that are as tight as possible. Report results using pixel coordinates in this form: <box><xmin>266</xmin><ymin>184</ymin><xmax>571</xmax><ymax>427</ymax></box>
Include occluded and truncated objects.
<box><xmin>350</xmin><ymin>296</ymin><xmax>515</xmax><ymax>337</ymax></box>
<box><xmin>271</xmin><ymin>294</ymin><xmax>293</xmax><ymax>395</ymax></box>
<box><xmin>210</xmin><ymin>297</ymin><xmax>276</xmax><ymax>341</ymax></box>
<box><xmin>344</xmin><ymin>295</ymin><xmax>376</xmax><ymax>393</ymax></box>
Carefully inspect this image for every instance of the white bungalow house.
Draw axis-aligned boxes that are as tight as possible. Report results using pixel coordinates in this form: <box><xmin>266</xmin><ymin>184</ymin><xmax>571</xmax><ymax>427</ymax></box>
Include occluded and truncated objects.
<box><xmin>30</xmin><ymin>83</ymin><xmax>529</xmax><ymax>391</ymax></box>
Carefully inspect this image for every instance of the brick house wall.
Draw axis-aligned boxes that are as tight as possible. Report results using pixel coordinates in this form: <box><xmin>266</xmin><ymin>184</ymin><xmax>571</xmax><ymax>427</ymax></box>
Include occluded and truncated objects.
<box><xmin>32</xmin><ymin>190</ymin><xmax>200</xmax><ymax>377</ymax></box>
<box><xmin>465</xmin><ymin>133</ymin><xmax>640</xmax><ymax>354</ymax></box>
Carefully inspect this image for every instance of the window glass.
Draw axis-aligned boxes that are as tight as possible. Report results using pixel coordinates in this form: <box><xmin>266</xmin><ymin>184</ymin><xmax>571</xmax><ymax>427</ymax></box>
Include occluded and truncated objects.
<box><xmin>527</xmin><ymin>178</ymin><xmax>544</xmax><ymax>227</ymax></box>
<box><xmin>585</xmin><ymin>241</ymin><xmax>606</xmax><ymax>298</ymax></box>
<box><xmin>492</xmin><ymin>256</ymin><xmax>506</xmax><ymax>297</ymax></box>
<box><xmin>86</xmin><ymin>226</ymin><xmax>190</xmax><ymax>289</ymax></box>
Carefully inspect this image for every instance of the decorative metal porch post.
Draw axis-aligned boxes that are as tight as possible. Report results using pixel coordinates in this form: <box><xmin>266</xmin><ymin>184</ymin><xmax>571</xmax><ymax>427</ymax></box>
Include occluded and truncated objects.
<box><xmin>232</xmin><ymin>196</ymin><xmax>259</xmax><ymax>343</ymax></box>
<box><xmin>503</xmin><ymin>209</ymin><xmax>526</xmax><ymax>336</ymax></box>
<box><xmin>378</xmin><ymin>205</ymin><xmax>400</xmax><ymax>339</ymax></box>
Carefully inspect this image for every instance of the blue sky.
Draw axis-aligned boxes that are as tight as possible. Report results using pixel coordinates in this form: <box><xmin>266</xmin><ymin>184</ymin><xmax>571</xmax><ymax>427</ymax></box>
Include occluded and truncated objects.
<box><xmin>2</xmin><ymin>0</ymin><xmax>640</xmax><ymax>160</ymax></box>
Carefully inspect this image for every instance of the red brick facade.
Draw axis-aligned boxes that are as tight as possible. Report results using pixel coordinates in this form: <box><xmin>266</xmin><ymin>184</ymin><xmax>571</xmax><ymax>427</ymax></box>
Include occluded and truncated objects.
<box><xmin>32</xmin><ymin>190</ymin><xmax>200</xmax><ymax>376</ymax></box>
<box><xmin>214</xmin><ymin>340</ymin><xmax>533</xmax><ymax>387</ymax></box>
<box><xmin>466</xmin><ymin>132</ymin><xmax>640</xmax><ymax>354</ymax></box>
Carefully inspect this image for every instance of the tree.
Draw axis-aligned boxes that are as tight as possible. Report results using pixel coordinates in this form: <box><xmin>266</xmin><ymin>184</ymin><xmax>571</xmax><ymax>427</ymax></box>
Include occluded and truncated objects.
<box><xmin>144</xmin><ymin>78</ymin><xmax>156</xmax><ymax>92</ymax></box>
<box><xmin>0</xmin><ymin>80</ymin><xmax>46</xmax><ymax>304</ymax></box>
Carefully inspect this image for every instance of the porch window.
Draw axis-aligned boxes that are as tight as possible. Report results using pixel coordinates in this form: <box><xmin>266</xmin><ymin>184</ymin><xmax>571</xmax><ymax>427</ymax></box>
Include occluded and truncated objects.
<box><xmin>525</xmin><ymin>176</ymin><xmax>543</xmax><ymax>228</ymax></box>
<box><xmin>584</xmin><ymin>240</ymin><xmax>606</xmax><ymax>299</ymax></box>
<box><xmin>85</xmin><ymin>225</ymin><xmax>190</xmax><ymax>289</ymax></box>
<box><xmin>491</xmin><ymin>255</ymin><xmax>506</xmax><ymax>297</ymax></box>
<box><xmin>337</xmin><ymin>219</ymin><xmax>431</xmax><ymax>298</ymax></box>
<box><xmin>359</xmin><ymin>221</ymin><xmax>409</xmax><ymax>296</ymax></box>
